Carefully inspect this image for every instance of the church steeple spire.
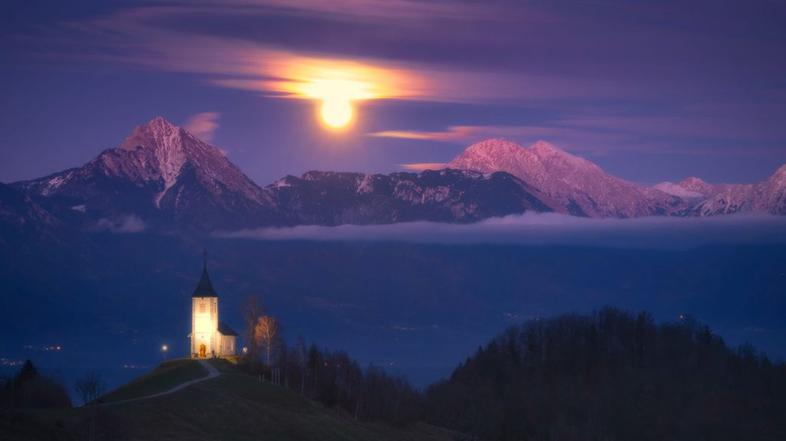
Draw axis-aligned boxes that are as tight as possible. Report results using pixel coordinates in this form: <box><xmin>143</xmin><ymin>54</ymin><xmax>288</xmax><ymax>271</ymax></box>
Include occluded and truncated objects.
<box><xmin>192</xmin><ymin>249</ymin><xmax>218</xmax><ymax>298</ymax></box>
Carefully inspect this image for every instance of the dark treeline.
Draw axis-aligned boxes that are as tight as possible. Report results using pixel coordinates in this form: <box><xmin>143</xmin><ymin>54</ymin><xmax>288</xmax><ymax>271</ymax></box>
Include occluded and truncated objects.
<box><xmin>239</xmin><ymin>341</ymin><xmax>421</xmax><ymax>424</ymax></box>
<box><xmin>424</xmin><ymin>308</ymin><xmax>786</xmax><ymax>441</ymax></box>
<box><xmin>240</xmin><ymin>299</ymin><xmax>421</xmax><ymax>424</ymax></box>
<box><xmin>0</xmin><ymin>360</ymin><xmax>71</xmax><ymax>409</ymax></box>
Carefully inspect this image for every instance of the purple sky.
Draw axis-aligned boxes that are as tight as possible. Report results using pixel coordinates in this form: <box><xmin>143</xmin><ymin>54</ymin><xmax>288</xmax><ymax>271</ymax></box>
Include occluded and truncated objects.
<box><xmin>2</xmin><ymin>0</ymin><xmax>786</xmax><ymax>185</ymax></box>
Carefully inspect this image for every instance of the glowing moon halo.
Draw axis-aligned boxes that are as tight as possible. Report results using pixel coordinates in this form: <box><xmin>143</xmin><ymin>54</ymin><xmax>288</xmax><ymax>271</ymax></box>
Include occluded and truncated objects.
<box><xmin>307</xmin><ymin>78</ymin><xmax>363</xmax><ymax>130</ymax></box>
<box><xmin>320</xmin><ymin>97</ymin><xmax>353</xmax><ymax>129</ymax></box>
<box><xmin>266</xmin><ymin>58</ymin><xmax>420</xmax><ymax>131</ymax></box>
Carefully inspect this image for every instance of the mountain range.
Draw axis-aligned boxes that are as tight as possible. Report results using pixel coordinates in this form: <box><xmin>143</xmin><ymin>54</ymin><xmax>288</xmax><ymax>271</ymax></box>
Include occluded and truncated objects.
<box><xmin>3</xmin><ymin>116</ymin><xmax>785</xmax><ymax>235</ymax></box>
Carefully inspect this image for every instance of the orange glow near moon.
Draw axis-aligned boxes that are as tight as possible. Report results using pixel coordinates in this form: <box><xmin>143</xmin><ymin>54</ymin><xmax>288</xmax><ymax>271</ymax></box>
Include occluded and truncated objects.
<box><xmin>248</xmin><ymin>56</ymin><xmax>422</xmax><ymax>131</ymax></box>
<box><xmin>303</xmin><ymin>77</ymin><xmax>370</xmax><ymax>130</ymax></box>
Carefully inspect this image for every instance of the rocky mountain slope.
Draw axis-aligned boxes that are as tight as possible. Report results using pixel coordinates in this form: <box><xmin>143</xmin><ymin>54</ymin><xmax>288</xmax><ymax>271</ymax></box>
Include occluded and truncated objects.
<box><xmin>448</xmin><ymin>139</ymin><xmax>687</xmax><ymax>218</ymax></box>
<box><xmin>267</xmin><ymin>169</ymin><xmax>553</xmax><ymax>225</ymax></box>
<box><xmin>0</xmin><ymin>182</ymin><xmax>63</xmax><ymax>247</ymax></box>
<box><xmin>11</xmin><ymin>118</ymin><xmax>554</xmax><ymax>232</ymax></box>
<box><xmin>14</xmin><ymin>117</ymin><xmax>281</xmax><ymax>231</ymax></box>
<box><xmin>653</xmin><ymin>164</ymin><xmax>786</xmax><ymax>216</ymax></box>
<box><xmin>7</xmin><ymin>118</ymin><xmax>786</xmax><ymax>235</ymax></box>
<box><xmin>448</xmin><ymin>138</ymin><xmax>786</xmax><ymax>218</ymax></box>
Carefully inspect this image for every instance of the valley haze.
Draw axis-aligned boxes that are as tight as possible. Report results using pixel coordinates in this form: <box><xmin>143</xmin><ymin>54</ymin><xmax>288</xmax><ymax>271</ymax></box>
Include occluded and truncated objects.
<box><xmin>222</xmin><ymin>213</ymin><xmax>786</xmax><ymax>248</ymax></box>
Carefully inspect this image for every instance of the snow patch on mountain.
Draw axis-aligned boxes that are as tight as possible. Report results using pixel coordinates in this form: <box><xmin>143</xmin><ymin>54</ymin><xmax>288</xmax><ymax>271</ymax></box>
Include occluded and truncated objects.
<box><xmin>677</xmin><ymin>177</ymin><xmax>717</xmax><ymax>196</ymax></box>
<box><xmin>95</xmin><ymin>214</ymin><xmax>146</xmax><ymax>233</ymax></box>
<box><xmin>357</xmin><ymin>174</ymin><xmax>375</xmax><ymax>194</ymax></box>
<box><xmin>121</xmin><ymin>116</ymin><xmax>187</xmax><ymax>193</ymax></box>
<box><xmin>654</xmin><ymin>182</ymin><xmax>704</xmax><ymax>199</ymax></box>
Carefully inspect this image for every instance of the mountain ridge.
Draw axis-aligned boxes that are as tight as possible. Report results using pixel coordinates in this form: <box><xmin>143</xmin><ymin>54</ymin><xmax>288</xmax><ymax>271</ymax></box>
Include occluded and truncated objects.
<box><xmin>449</xmin><ymin>138</ymin><xmax>687</xmax><ymax>217</ymax></box>
<box><xmin>7</xmin><ymin>117</ymin><xmax>786</xmax><ymax>234</ymax></box>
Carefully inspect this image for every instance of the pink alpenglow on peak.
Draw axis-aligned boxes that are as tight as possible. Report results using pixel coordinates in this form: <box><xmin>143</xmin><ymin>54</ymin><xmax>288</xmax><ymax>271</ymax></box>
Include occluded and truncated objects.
<box><xmin>16</xmin><ymin>116</ymin><xmax>278</xmax><ymax>231</ymax></box>
<box><xmin>676</xmin><ymin>177</ymin><xmax>719</xmax><ymax>197</ymax></box>
<box><xmin>113</xmin><ymin>116</ymin><xmax>268</xmax><ymax>206</ymax></box>
<box><xmin>449</xmin><ymin>139</ymin><xmax>686</xmax><ymax>218</ymax></box>
<box><xmin>653</xmin><ymin>182</ymin><xmax>705</xmax><ymax>200</ymax></box>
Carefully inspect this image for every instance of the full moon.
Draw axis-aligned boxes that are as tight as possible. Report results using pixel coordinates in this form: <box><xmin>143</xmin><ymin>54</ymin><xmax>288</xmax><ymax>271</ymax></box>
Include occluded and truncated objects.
<box><xmin>320</xmin><ymin>97</ymin><xmax>353</xmax><ymax>129</ymax></box>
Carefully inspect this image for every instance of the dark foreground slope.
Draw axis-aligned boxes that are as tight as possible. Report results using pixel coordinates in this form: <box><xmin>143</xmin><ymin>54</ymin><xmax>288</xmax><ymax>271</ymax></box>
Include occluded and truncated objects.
<box><xmin>425</xmin><ymin>308</ymin><xmax>786</xmax><ymax>441</ymax></box>
<box><xmin>1</xmin><ymin>359</ymin><xmax>454</xmax><ymax>441</ymax></box>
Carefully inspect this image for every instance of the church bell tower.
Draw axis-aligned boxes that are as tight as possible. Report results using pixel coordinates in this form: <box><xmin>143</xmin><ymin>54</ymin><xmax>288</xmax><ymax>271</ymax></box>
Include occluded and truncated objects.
<box><xmin>190</xmin><ymin>254</ymin><xmax>220</xmax><ymax>358</ymax></box>
<box><xmin>189</xmin><ymin>252</ymin><xmax>238</xmax><ymax>358</ymax></box>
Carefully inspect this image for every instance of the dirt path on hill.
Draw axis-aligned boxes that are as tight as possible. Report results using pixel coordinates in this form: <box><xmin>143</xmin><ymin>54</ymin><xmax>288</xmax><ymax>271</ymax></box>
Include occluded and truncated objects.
<box><xmin>97</xmin><ymin>359</ymin><xmax>220</xmax><ymax>406</ymax></box>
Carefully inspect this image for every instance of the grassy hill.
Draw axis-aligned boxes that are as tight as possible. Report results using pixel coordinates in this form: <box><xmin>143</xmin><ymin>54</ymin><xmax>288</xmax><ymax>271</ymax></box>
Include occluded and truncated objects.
<box><xmin>1</xmin><ymin>359</ymin><xmax>456</xmax><ymax>441</ymax></box>
<box><xmin>99</xmin><ymin>359</ymin><xmax>208</xmax><ymax>403</ymax></box>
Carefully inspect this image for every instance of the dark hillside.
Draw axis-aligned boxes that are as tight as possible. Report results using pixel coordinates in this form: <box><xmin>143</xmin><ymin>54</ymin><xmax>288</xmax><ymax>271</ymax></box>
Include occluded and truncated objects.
<box><xmin>1</xmin><ymin>359</ymin><xmax>455</xmax><ymax>441</ymax></box>
<box><xmin>425</xmin><ymin>308</ymin><xmax>786</xmax><ymax>441</ymax></box>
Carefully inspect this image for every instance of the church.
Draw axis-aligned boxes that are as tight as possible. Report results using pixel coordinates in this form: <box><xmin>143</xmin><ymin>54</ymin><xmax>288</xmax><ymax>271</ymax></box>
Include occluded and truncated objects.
<box><xmin>189</xmin><ymin>259</ymin><xmax>238</xmax><ymax>358</ymax></box>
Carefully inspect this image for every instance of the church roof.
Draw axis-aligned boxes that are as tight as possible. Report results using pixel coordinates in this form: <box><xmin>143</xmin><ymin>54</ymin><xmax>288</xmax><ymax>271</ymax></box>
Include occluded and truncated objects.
<box><xmin>218</xmin><ymin>321</ymin><xmax>238</xmax><ymax>336</ymax></box>
<box><xmin>192</xmin><ymin>260</ymin><xmax>218</xmax><ymax>298</ymax></box>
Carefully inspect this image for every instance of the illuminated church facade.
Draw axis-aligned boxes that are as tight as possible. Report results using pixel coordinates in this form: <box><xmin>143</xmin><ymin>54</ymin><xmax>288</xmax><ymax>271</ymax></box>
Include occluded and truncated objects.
<box><xmin>189</xmin><ymin>260</ymin><xmax>237</xmax><ymax>358</ymax></box>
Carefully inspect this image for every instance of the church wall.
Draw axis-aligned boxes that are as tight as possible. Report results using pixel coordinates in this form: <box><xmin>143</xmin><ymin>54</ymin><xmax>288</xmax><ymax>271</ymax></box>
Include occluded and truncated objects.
<box><xmin>191</xmin><ymin>297</ymin><xmax>219</xmax><ymax>358</ymax></box>
<box><xmin>219</xmin><ymin>334</ymin><xmax>236</xmax><ymax>357</ymax></box>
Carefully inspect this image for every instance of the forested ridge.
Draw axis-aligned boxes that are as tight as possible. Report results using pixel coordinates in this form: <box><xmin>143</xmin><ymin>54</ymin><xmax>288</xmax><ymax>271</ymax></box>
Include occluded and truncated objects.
<box><xmin>5</xmin><ymin>308</ymin><xmax>785</xmax><ymax>441</ymax></box>
<box><xmin>424</xmin><ymin>308</ymin><xmax>786</xmax><ymax>441</ymax></box>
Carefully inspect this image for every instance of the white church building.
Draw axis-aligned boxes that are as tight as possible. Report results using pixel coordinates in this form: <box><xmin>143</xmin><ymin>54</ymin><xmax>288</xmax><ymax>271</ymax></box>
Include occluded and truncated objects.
<box><xmin>189</xmin><ymin>259</ymin><xmax>237</xmax><ymax>358</ymax></box>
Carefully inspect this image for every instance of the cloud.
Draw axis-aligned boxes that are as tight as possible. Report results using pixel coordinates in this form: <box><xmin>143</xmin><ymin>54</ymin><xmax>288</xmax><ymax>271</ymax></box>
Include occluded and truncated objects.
<box><xmin>208</xmin><ymin>0</ymin><xmax>498</xmax><ymax>22</ymax></box>
<box><xmin>23</xmin><ymin>0</ymin><xmax>786</xmax><ymax>165</ymax></box>
<box><xmin>40</xmin><ymin>5</ymin><xmax>642</xmax><ymax>107</ymax></box>
<box><xmin>369</xmin><ymin>124</ymin><xmax>635</xmax><ymax>157</ymax></box>
<box><xmin>184</xmin><ymin>112</ymin><xmax>220</xmax><ymax>142</ymax></box>
<box><xmin>217</xmin><ymin>213</ymin><xmax>786</xmax><ymax>249</ymax></box>
<box><xmin>399</xmin><ymin>162</ymin><xmax>449</xmax><ymax>171</ymax></box>
<box><xmin>370</xmin><ymin>126</ymin><xmax>569</xmax><ymax>144</ymax></box>
<box><xmin>95</xmin><ymin>215</ymin><xmax>146</xmax><ymax>233</ymax></box>
<box><xmin>369</xmin><ymin>119</ymin><xmax>786</xmax><ymax>159</ymax></box>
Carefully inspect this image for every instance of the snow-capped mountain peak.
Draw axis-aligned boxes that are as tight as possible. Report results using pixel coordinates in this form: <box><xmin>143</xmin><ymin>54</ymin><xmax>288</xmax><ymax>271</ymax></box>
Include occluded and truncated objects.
<box><xmin>653</xmin><ymin>182</ymin><xmax>705</xmax><ymax>199</ymax></box>
<box><xmin>14</xmin><ymin>116</ymin><xmax>276</xmax><ymax>231</ymax></box>
<box><xmin>529</xmin><ymin>139</ymin><xmax>565</xmax><ymax>156</ymax></box>
<box><xmin>759</xmin><ymin>163</ymin><xmax>786</xmax><ymax>214</ymax></box>
<box><xmin>119</xmin><ymin>117</ymin><xmax>190</xmax><ymax>195</ymax></box>
<box><xmin>449</xmin><ymin>138</ymin><xmax>684</xmax><ymax>217</ymax></box>
<box><xmin>10</xmin><ymin>122</ymin><xmax>786</xmax><ymax>234</ymax></box>
<box><xmin>677</xmin><ymin>177</ymin><xmax>717</xmax><ymax>197</ymax></box>
<box><xmin>460</xmin><ymin>138</ymin><xmax>523</xmax><ymax>162</ymax></box>
<box><xmin>120</xmin><ymin>116</ymin><xmax>179</xmax><ymax>149</ymax></box>
<box><xmin>109</xmin><ymin>116</ymin><xmax>267</xmax><ymax>206</ymax></box>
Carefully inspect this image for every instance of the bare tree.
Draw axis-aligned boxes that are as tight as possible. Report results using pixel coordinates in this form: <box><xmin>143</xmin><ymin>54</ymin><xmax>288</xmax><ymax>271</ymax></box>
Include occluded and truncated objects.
<box><xmin>296</xmin><ymin>335</ymin><xmax>308</xmax><ymax>395</ymax></box>
<box><xmin>243</xmin><ymin>296</ymin><xmax>265</xmax><ymax>359</ymax></box>
<box><xmin>255</xmin><ymin>315</ymin><xmax>280</xmax><ymax>366</ymax></box>
<box><xmin>74</xmin><ymin>371</ymin><xmax>105</xmax><ymax>405</ymax></box>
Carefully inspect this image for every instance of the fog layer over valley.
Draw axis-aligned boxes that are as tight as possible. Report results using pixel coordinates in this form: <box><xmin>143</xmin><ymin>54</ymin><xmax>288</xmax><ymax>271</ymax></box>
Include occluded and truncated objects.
<box><xmin>222</xmin><ymin>212</ymin><xmax>786</xmax><ymax>249</ymax></box>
